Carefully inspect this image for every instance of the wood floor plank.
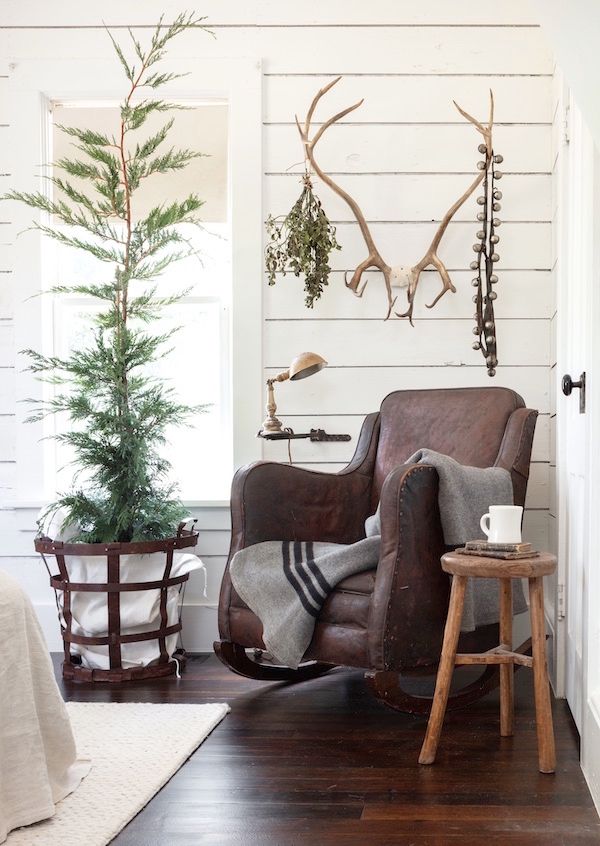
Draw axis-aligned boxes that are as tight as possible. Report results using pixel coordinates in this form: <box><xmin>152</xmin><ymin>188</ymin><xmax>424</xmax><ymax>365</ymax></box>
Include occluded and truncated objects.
<box><xmin>55</xmin><ymin>654</ymin><xmax>600</xmax><ymax>846</ymax></box>
<box><xmin>361</xmin><ymin>803</ymin><xmax>600</xmax><ymax>821</ymax></box>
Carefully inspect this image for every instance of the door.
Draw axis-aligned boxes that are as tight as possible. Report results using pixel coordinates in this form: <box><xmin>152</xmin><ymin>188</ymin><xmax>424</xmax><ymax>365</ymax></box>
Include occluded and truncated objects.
<box><xmin>556</xmin><ymin>95</ymin><xmax>593</xmax><ymax>731</ymax></box>
<box><xmin>537</xmin><ymin>6</ymin><xmax>600</xmax><ymax>805</ymax></box>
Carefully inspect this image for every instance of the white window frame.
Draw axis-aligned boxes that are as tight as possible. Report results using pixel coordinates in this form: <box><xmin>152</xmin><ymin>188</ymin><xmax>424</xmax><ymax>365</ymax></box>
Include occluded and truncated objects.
<box><xmin>8</xmin><ymin>55</ymin><xmax>263</xmax><ymax>507</ymax></box>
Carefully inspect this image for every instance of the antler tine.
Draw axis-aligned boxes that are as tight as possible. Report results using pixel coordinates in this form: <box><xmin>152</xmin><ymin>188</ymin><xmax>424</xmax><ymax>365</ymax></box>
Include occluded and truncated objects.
<box><xmin>453</xmin><ymin>97</ymin><xmax>492</xmax><ymax>154</ymax></box>
<box><xmin>296</xmin><ymin>81</ymin><xmax>363</xmax><ymax>151</ymax></box>
<box><xmin>424</xmin><ymin>170</ymin><xmax>486</xmax><ymax>258</ymax></box>
<box><xmin>305</xmin><ymin>75</ymin><xmax>342</xmax><ymax>135</ymax></box>
<box><xmin>383</xmin><ymin>276</ymin><xmax>398</xmax><ymax>320</ymax></box>
<box><xmin>394</xmin><ymin>264</ymin><xmax>454</xmax><ymax>325</ymax></box>
<box><xmin>453</xmin><ymin>99</ymin><xmax>487</xmax><ymax>136</ymax></box>
<box><xmin>296</xmin><ymin>79</ymin><xmax>394</xmax><ymax>316</ymax></box>
<box><xmin>426</xmin><ymin>256</ymin><xmax>456</xmax><ymax>308</ymax></box>
<box><xmin>394</xmin><ymin>96</ymin><xmax>495</xmax><ymax>321</ymax></box>
<box><xmin>394</xmin><ymin>288</ymin><xmax>417</xmax><ymax>326</ymax></box>
<box><xmin>344</xmin><ymin>267</ymin><xmax>369</xmax><ymax>298</ymax></box>
<box><xmin>294</xmin><ymin>114</ymin><xmax>307</xmax><ymax>143</ymax></box>
<box><xmin>311</xmin><ymin>99</ymin><xmax>364</xmax><ymax>150</ymax></box>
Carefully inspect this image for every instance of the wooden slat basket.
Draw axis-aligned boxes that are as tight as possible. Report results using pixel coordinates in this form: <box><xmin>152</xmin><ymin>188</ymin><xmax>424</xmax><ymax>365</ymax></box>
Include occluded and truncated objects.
<box><xmin>35</xmin><ymin>520</ymin><xmax>199</xmax><ymax>683</ymax></box>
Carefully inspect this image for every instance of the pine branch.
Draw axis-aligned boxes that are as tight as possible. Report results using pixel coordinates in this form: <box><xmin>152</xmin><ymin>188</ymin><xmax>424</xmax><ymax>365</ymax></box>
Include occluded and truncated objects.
<box><xmin>55</xmin><ymin>124</ymin><xmax>115</xmax><ymax>148</ymax></box>
<box><xmin>134</xmin><ymin>118</ymin><xmax>175</xmax><ymax>159</ymax></box>
<box><xmin>34</xmin><ymin>224</ymin><xmax>124</xmax><ymax>264</ymax></box>
<box><xmin>128</xmin><ymin>286</ymin><xmax>192</xmax><ymax>321</ymax></box>
<box><xmin>48</xmin><ymin>283</ymin><xmax>120</xmax><ymax>303</ymax></box>
<box><xmin>132</xmin><ymin>252</ymin><xmax>191</xmax><ymax>280</ymax></box>
<box><xmin>127</xmin><ymin>148</ymin><xmax>206</xmax><ymax>193</ymax></box>
<box><xmin>144</xmin><ymin>147</ymin><xmax>206</xmax><ymax>177</ymax></box>
<box><xmin>71</xmin><ymin>141</ymin><xmax>120</xmax><ymax>172</ymax></box>
<box><xmin>105</xmin><ymin>28</ymin><xmax>135</xmax><ymax>82</ymax></box>
<box><xmin>122</xmin><ymin>99</ymin><xmax>185</xmax><ymax>132</ymax></box>
<box><xmin>143</xmin><ymin>196</ymin><xmax>205</xmax><ymax>231</ymax></box>
<box><xmin>143</xmin><ymin>71</ymin><xmax>188</xmax><ymax>89</ymax></box>
<box><xmin>54</xmin><ymin>157</ymin><xmax>104</xmax><ymax>180</ymax></box>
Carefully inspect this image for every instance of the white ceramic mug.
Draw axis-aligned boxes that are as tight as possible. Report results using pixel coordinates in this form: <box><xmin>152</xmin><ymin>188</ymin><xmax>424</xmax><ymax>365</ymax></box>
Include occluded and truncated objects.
<box><xmin>479</xmin><ymin>505</ymin><xmax>523</xmax><ymax>544</ymax></box>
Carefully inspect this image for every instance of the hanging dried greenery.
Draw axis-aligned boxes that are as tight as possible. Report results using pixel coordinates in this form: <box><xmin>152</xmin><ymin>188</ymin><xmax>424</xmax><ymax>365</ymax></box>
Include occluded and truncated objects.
<box><xmin>265</xmin><ymin>174</ymin><xmax>340</xmax><ymax>308</ymax></box>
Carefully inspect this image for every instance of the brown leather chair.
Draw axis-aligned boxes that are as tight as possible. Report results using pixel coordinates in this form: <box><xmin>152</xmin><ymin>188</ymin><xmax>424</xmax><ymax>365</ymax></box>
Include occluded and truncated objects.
<box><xmin>215</xmin><ymin>387</ymin><xmax>538</xmax><ymax>713</ymax></box>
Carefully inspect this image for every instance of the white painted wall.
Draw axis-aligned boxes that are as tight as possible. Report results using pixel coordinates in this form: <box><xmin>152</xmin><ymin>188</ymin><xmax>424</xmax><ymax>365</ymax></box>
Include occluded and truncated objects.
<box><xmin>532</xmin><ymin>0</ymin><xmax>600</xmax><ymax>151</ymax></box>
<box><xmin>0</xmin><ymin>1</ymin><xmax>553</xmax><ymax>651</ymax></box>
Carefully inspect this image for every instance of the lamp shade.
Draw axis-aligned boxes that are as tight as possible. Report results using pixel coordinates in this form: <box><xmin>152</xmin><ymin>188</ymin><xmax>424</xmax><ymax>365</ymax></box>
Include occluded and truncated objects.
<box><xmin>288</xmin><ymin>351</ymin><xmax>328</xmax><ymax>381</ymax></box>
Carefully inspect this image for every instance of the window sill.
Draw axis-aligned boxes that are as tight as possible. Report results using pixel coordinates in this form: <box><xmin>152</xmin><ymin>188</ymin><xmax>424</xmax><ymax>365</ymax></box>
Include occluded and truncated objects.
<box><xmin>2</xmin><ymin>499</ymin><xmax>231</xmax><ymax>511</ymax></box>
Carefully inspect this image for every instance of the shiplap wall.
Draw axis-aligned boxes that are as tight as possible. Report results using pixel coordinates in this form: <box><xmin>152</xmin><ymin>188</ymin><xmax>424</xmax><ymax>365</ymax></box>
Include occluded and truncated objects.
<box><xmin>0</xmin><ymin>1</ymin><xmax>553</xmax><ymax>650</ymax></box>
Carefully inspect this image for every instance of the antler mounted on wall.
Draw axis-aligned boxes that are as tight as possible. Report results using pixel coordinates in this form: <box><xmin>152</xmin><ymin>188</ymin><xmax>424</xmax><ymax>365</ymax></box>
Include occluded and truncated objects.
<box><xmin>295</xmin><ymin>78</ymin><xmax>496</xmax><ymax>324</ymax></box>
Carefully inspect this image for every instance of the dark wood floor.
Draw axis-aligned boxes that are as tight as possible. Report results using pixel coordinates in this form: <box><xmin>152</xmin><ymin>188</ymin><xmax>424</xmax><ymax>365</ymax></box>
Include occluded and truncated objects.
<box><xmin>56</xmin><ymin>655</ymin><xmax>600</xmax><ymax>845</ymax></box>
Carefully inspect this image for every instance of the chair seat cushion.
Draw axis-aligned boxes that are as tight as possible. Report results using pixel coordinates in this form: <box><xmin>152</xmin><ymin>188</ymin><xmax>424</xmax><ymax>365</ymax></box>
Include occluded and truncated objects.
<box><xmin>230</xmin><ymin>567</ymin><xmax>376</xmax><ymax>613</ymax></box>
<box><xmin>318</xmin><ymin>568</ymin><xmax>376</xmax><ymax>629</ymax></box>
<box><xmin>229</xmin><ymin>567</ymin><xmax>377</xmax><ymax>667</ymax></box>
<box><xmin>333</xmin><ymin>569</ymin><xmax>377</xmax><ymax>595</ymax></box>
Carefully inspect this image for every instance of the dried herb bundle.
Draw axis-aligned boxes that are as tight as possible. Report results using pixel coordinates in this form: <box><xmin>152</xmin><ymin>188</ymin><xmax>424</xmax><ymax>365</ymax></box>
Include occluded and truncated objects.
<box><xmin>265</xmin><ymin>175</ymin><xmax>340</xmax><ymax>308</ymax></box>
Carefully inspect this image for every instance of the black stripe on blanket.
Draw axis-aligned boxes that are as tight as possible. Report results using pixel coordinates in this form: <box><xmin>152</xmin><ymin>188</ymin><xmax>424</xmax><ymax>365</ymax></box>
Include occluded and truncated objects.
<box><xmin>282</xmin><ymin>541</ymin><xmax>319</xmax><ymax>617</ymax></box>
<box><xmin>304</xmin><ymin>542</ymin><xmax>333</xmax><ymax>596</ymax></box>
<box><xmin>292</xmin><ymin>541</ymin><xmax>329</xmax><ymax>607</ymax></box>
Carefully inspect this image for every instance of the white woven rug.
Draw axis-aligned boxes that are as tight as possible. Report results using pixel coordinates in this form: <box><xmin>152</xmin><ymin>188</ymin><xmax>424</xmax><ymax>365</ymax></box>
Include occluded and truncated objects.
<box><xmin>6</xmin><ymin>701</ymin><xmax>229</xmax><ymax>846</ymax></box>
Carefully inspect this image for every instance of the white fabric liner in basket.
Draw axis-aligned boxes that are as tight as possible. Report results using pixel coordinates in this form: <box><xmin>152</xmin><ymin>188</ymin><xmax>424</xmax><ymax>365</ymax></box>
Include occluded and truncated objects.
<box><xmin>42</xmin><ymin>509</ymin><xmax>205</xmax><ymax>671</ymax></box>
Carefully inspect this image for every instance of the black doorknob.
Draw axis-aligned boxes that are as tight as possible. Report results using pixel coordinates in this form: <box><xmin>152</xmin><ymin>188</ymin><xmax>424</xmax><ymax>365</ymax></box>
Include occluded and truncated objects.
<box><xmin>562</xmin><ymin>374</ymin><xmax>583</xmax><ymax>395</ymax></box>
<box><xmin>562</xmin><ymin>372</ymin><xmax>586</xmax><ymax>413</ymax></box>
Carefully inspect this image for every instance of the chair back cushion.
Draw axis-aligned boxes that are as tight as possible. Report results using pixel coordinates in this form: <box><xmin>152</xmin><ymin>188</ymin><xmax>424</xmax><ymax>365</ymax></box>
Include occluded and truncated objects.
<box><xmin>373</xmin><ymin>387</ymin><xmax>524</xmax><ymax>498</ymax></box>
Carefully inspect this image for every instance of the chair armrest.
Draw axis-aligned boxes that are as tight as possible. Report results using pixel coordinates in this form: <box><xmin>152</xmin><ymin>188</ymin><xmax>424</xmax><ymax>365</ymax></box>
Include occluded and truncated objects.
<box><xmin>368</xmin><ymin>464</ymin><xmax>448</xmax><ymax>671</ymax></box>
<box><xmin>494</xmin><ymin>407</ymin><xmax>538</xmax><ymax>506</ymax></box>
<box><xmin>228</xmin><ymin>410</ymin><xmax>379</xmax><ymax>556</ymax></box>
<box><xmin>218</xmin><ymin>411</ymin><xmax>379</xmax><ymax>644</ymax></box>
<box><xmin>220</xmin><ymin>461</ymin><xmax>370</xmax><ymax>643</ymax></box>
<box><xmin>229</xmin><ymin>461</ymin><xmax>372</xmax><ymax>554</ymax></box>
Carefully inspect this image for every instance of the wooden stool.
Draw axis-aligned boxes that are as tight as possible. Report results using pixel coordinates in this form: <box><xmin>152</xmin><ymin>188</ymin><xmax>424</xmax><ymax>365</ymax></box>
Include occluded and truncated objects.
<box><xmin>419</xmin><ymin>551</ymin><xmax>557</xmax><ymax>773</ymax></box>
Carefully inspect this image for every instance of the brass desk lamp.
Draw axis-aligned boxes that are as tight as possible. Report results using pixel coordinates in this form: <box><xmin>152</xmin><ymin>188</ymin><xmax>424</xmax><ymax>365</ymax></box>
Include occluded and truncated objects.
<box><xmin>260</xmin><ymin>351</ymin><xmax>327</xmax><ymax>436</ymax></box>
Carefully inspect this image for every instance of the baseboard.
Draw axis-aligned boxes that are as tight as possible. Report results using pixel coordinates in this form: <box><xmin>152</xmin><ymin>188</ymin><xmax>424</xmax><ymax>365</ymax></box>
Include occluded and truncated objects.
<box><xmin>34</xmin><ymin>601</ymin><xmax>221</xmax><ymax>654</ymax></box>
<box><xmin>582</xmin><ymin>692</ymin><xmax>600</xmax><ymax>814</ymax></box>
<box><xmin>35</xmin><ymin>602</ymin><xmax>540</xmax><ymax>662</ymax></box>
<box><xmin>180</xmin><ymin>602</ymin><xmax>220</xmax><ymax>652</ymax></box>
<box><xmin>34</xmin><ymin>602</ymin><xmax>65</xmax><ymax>651</ymax></box>
<box><xmin>33</xmin><ymin>601</ymin><xmax>552</xmax><ymax>681</ymax></box>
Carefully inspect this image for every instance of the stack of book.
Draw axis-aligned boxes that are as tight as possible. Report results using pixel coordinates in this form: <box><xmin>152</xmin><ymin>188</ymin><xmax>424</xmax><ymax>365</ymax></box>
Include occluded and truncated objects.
<box><xmin>457</xmin><ymin>541</ymin><xmax>539</xmax><ymax>560</ymax></box>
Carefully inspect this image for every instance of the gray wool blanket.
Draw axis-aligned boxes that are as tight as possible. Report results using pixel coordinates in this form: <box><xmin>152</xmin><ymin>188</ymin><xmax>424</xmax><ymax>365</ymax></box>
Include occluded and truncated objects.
<box><xmin>230</xmin><ymin>448</ymin><xmax>527</xmax><ymax>668</ymax></box>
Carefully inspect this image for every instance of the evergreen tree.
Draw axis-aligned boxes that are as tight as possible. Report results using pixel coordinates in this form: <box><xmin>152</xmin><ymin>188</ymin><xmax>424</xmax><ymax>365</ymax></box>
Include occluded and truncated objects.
<box><xmin>4</xmin><ymin>13</ymin><xmax>210</xmax><ymax>542</ymax></box>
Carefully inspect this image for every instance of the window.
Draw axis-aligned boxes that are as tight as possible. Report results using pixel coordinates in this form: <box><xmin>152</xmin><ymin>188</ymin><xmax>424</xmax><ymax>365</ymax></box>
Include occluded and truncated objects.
<box><xmin>48</xmin><ymin>101</ymin><xmax>232</xmax><ymax>501</ymax></box>
<box><xmin>10</xmin><ymin>56</ymin><xmax>262</xmax><ymax>506</ymax></box>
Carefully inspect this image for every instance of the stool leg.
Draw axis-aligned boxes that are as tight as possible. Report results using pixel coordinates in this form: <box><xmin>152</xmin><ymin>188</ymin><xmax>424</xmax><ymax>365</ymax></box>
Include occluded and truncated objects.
<box><xmin>419</xmin><ymin>575</ymin><xmax>467</xmax><ymax>765</ymax></box>
<box><xmin>529</xmin><ymin>576</ymin><xmax>556</xmax><ymax>774</ymax></box>
<box><xmin>499</xmin><ymin>579</ymin><xmax>514</xmax><ymax>737</ymax></box>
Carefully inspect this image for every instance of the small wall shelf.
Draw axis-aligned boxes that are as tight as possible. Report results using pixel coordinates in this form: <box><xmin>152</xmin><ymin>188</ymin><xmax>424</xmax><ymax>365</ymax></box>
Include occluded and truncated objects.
<box><xmin>258</xmin><ymin>428</ymin><xmax>351</xmax><ymax>442</ymax></box>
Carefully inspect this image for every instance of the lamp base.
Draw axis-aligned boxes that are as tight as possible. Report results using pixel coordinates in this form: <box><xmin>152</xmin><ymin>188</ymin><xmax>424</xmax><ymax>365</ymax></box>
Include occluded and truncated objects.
<box><xmin>259</xmin><ymin>413</ymin><xmax>284</xmax><ymax>436</ymax></box>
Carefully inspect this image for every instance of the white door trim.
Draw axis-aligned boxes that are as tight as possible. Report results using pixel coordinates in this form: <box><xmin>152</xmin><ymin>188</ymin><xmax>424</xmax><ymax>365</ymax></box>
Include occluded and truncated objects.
<box><xmin>555</xmin><ymin>91</ymin><xmax>600</xmax><ymax>813</ymax></box>
<box><xmin>580</xmin><ymin>140</ymin><xmax>600</xmax><ymax>813</ymax></box>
